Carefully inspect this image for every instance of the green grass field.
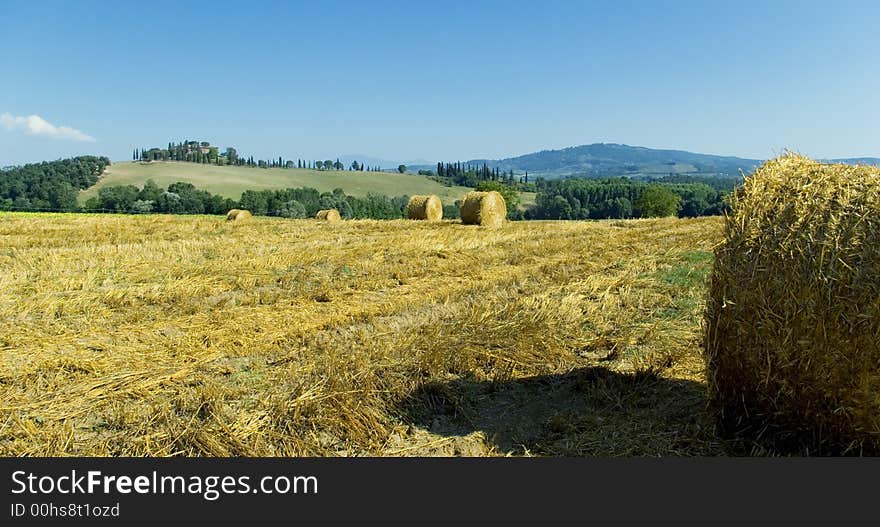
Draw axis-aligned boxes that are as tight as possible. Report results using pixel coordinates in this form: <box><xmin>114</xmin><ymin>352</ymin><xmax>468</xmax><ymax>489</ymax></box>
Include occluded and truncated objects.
<box><xmin>80</xmin><ymin>162</ymin><xmax>480</xmax><ymax>205</ymax></box>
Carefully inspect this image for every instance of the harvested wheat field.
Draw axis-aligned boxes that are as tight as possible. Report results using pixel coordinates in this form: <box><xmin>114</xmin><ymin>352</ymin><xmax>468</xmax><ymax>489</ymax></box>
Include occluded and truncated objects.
<box><xmin>0</xmin><ymin>212</ymin><xmax>737</xmax><ymax>456</ymax></box>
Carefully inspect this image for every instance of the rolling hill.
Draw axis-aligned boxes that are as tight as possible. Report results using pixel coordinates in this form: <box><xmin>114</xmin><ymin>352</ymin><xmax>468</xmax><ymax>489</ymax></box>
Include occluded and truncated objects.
<box><xmin>827</xmin><ymin>157</ymin><xmax>880</xmax><ymax>165</ymax></box>
<box><xmin>455</xmin><ymin>143</ymin><xmax>762</xmax><ymax>179</ymax></box>
<box><xmin>416</xmin><ymin>143</ymin><xmax>880</xmax><ymax>180</ymax></box>
<box><xmin>79</xmin><ymin>161</ymin><xmax>477</xmax><ymax>205</ymax></box>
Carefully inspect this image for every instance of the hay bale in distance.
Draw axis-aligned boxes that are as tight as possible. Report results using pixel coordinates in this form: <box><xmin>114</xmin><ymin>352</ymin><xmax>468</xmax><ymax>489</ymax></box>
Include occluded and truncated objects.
<box><xmin>226</xmin><ymin>209</ymin><xmax>252</xmax><ymax>221</ymax></box>
<box><xmin>459</xmin><ymin>191</ymin><xmax>506</xmax><ymax>227</ymax></box>
<box><xmin>316</xmin><ymin>209</ymin><xmax>341</xmax><ymax>222</ymax></box>
<box><xmin>407</xmin><ymin>195</ymin><xmax>443</xmax><ymax>221</ymax></box>
<box><xmin>704</xmin><ymin>153</ymin><xmax>880</xmax><ymax>453</ymax></box>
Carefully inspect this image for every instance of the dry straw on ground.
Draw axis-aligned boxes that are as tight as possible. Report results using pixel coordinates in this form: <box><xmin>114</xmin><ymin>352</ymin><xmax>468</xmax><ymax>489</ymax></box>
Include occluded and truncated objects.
<box><xmin>460</xmin><ymin>191</ymin><xmax>506</xmax><ymax>227</ymax></box>
<box><xmin>407</xmin><ymin>195</ymin><xmax>443</xmax><ymax>221</ymax></box>
<box><xmin>0</xmin><ymin>213</ymin><xmax>723</xmax><ymax>456</ymax></box>
<box><xmin>704</xmin><ymin>153</ymin><xmax>880</xmax><ymax>454</ymax></box>
<box><xmin>226</xmin><ymin>209</ymin><xmax>252</xmax><ymax>222</ymax></box>
<box><xmin>316</xmin><ymin>209</ymin><xmax>341</xmax><ymax>222</ymax></box>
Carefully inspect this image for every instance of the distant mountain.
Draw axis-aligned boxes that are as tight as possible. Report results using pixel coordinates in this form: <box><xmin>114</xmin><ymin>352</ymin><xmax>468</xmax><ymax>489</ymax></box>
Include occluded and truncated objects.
<box><xmin>456</xmin><ymin>143</ymin><xmax>762</xmax><ymax>179</ymax></box>
<box><xmin>411</xmin><ymin>143</ymin><xmax>879</xmax><ymax>180</ymax></box>
<box><xmin>826</xmin><ymin>157</ymin><xmax>880</xmax><ymax>166</ymax></box>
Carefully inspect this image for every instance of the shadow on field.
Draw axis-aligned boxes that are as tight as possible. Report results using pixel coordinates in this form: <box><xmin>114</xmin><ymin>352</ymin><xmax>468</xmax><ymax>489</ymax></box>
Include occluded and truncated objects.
<box><xmin>397</xmin><ymin>366</ymin><xmax>726</xmax><ymax>456</ymax></box>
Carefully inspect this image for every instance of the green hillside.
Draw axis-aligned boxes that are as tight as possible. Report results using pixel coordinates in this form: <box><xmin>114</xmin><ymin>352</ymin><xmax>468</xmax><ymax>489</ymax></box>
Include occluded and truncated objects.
<box><xmin>457</xmin><ymin>143</ymin><xmax>763</xmax><ymax>179</ymax></box>
<box><xmin>79</xmin><ymin>161</ymin><xmax>476</xmax><ymax>205</ymax></box>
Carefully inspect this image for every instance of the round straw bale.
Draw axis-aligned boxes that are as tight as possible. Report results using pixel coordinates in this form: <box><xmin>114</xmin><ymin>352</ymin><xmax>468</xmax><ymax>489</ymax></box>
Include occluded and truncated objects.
<box><xmin>316</xmin><ymin>209</ymin><xmax>341</xmax><ymax>222</ymax></box>
<box><xmin>459</xmin><ymin>191</ymin><xmax>506</xmax><ymax>227</ymax></box>
<box><xmin>407</xmin><ymin>195</ymin><xmax>443</xmax><ymax>221</ymax></box>
<box><xmin>704</xmin><ymin>153</ymin><xmax>880</xmax><ymax>453</ymax></box>
<box><xmin>226</xmin><ymin>209</ymin><xmax>252</xmax><ymax>221</ymax></box>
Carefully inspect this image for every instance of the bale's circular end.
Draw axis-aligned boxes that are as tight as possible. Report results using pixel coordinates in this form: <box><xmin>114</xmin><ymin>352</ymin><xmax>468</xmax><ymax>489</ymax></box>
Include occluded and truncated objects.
<box><xmin>226</xmin><ymin>209</ymin><xmax>252</xmax><ymax>221</ymax></box>
<box><xmin>316</xmin><ymin>209</ymin><xmax>341</xmax><ymax>222</ymax></box>
<box><xmin>459</xmin><ymin>191</ymin><xmax>506</xmax><ymax>227</ymax></box>
<box><xmin>407</xmin><ymin>195</ymin><xmax>443</xmax><ymax>221</ymax></box>
<box><xmin>704</xmin><ymin>153</ymin><xmax>880</xmax><ymax>453</ymax></box>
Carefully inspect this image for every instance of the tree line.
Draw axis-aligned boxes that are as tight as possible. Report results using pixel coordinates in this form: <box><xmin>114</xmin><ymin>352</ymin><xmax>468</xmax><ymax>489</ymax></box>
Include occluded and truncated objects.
<box><xmin>424</xmin><ymin>161</ymin><xmax>536</xmax><ymax>191</ymax></box>
<box><xmin>644</xmin><ymin>173</ymin><xmax>743</xmax><ymax>191</ymax></box>
<box><xmin>134</xmin><ymin>140</ymin><xmax>385</xmax><ymax>172</ymax></box>
<box><xmin>526</xmin><ymin>177</ymin><xmax>731</xmax><ymax>220</ymax></box>
<box><xmin>81</xmin><ymin>179</ymin><xmax>454</xmax><ymax>220</ymax></box>
<box><xmin>0</xmin><ymin>156</ymin><xmax>111</xmax><ymax>211</ymax></box>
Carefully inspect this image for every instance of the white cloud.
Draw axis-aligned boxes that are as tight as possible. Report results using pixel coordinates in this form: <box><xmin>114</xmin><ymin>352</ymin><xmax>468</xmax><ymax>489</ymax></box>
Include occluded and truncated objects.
<box><xmin>0</xmin><ymin>112</ymin><xmax>95</xmax><ymax>142</ymax></box>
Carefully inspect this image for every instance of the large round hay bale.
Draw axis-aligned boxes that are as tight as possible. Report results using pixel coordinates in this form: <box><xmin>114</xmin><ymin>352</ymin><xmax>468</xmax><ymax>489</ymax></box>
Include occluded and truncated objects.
<box><xmin>704</xmin><ymin>153</ymin><xmax>880</xmax><ymax>453</ymax></box>
<box><xmin>459</xmin><ymin>191</ymin><xmax>506</xmax><ymax>227</ymax></box>
<box><xmin>226</xmin><ymin>209</ymin><xmax>252</xmax><ymax>221</ymax></box>
<box><xmin>316</xmin><ymin>209</ymin><xmax>341</xmax><ymax>222</ymax></box>
<box><xmin>407</xmin><ymin>195</ymin><xmax>443</xmax><ymax>221</ymax></box>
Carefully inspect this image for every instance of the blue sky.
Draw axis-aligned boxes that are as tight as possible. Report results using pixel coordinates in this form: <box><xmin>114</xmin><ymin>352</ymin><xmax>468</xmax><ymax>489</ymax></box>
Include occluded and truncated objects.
<box><xmin>1</xmin><ymin>0</ymin><xmax>878</xmax><ymax>165</ymax></box>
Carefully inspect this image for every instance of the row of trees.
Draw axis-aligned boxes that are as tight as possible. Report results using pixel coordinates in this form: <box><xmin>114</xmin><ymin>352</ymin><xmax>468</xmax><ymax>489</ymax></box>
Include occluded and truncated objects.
<box><xmin>8</xmin><ymin>172</ymin><xmax>730</xmax><ymax>222</ymax></box>
<box><xmin>238</xmin><ymin>188</ymin><xmax>415</xmax><ymax>219</ymax></box>
<box><xmin>134</xmin><ymin>140</ymin><xmax>386</xmax><ymax>172</ymax></box>
<box><xmin>83</xmin><ymin>181</ymin><xmax>238</xmax><ymax>215</ymax></box>
<box><xmin>527</xmin><ymin>178</ymin><xmax>729</xmax><ymax>220</ymax></box>
<box><xmin>428</xmin><ymin>161</ymin><xmax>534</xmax><ymax>190</ymax></box>
<box><xmin>82</xmin><ymin>179</ymin><xmax>445</xmax><ymax>219</ymax></box>
<box><xmin>647</xmin><ymin>173</ymin><xmax>743</xmax><ymax>191</ymax></box>
<box><xmin>83</xmin><ymin>177</ymin><xmax>729</xmax><ymax>222</ymax></box>
<box><xmin>0</xmin><ymin>156</ymin><xmax>111</xmax><ymax>211</ymax></box>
